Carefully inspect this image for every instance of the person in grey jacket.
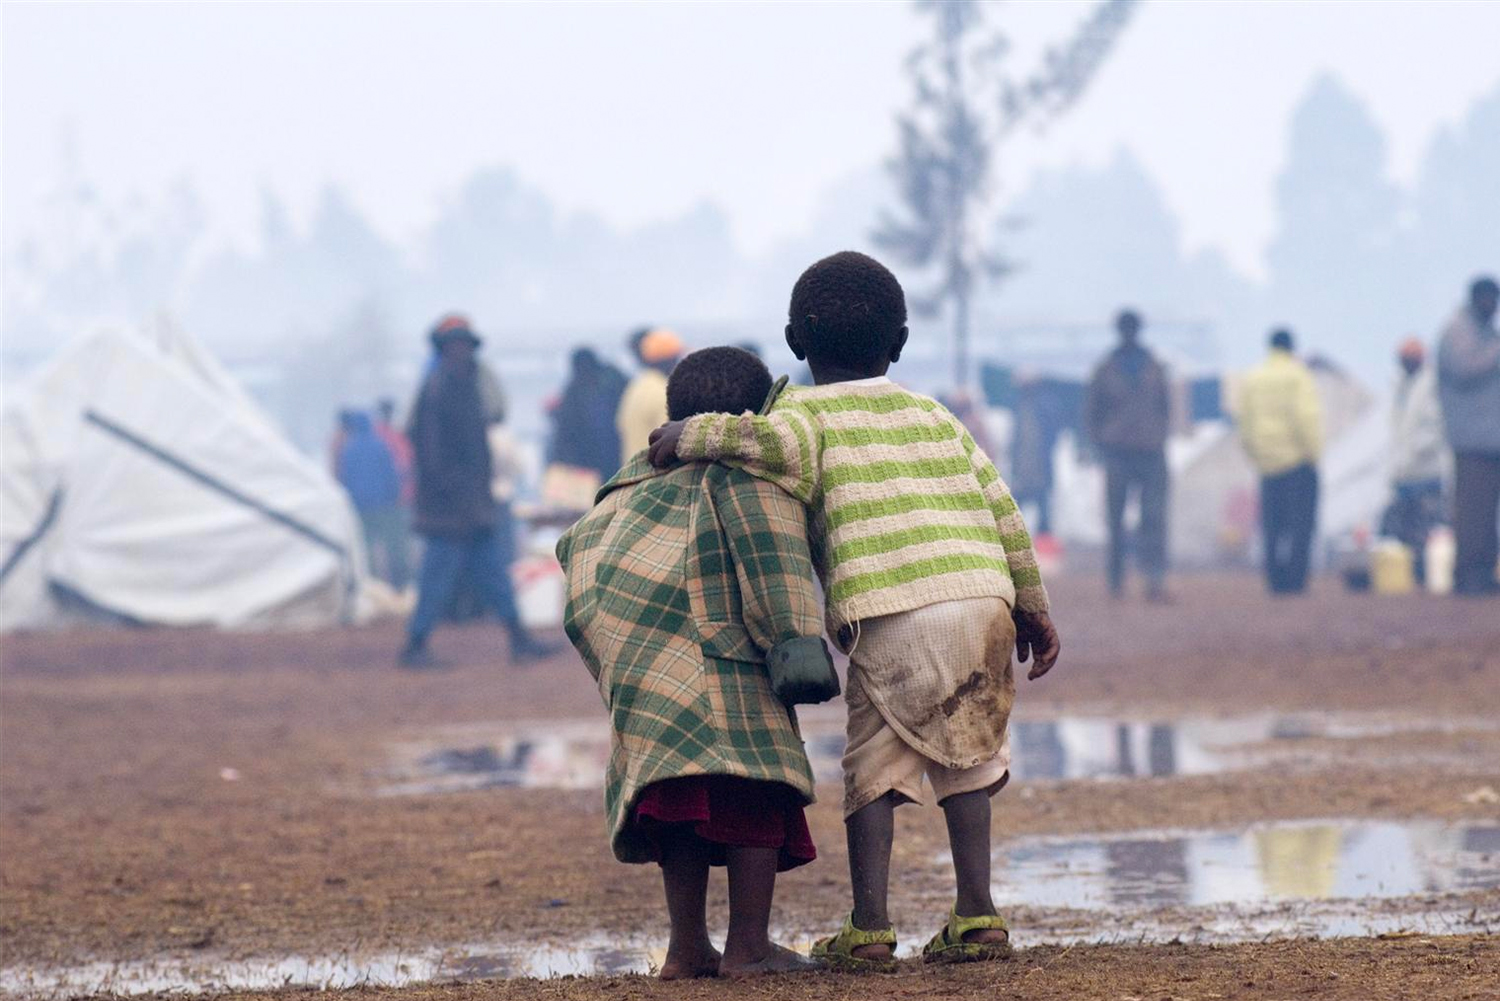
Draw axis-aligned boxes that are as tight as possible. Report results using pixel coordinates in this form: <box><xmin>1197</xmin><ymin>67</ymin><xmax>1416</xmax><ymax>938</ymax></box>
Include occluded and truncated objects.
<box><xmin>1437</xmin><ymin>276</ymin><xmax>1500</xmax><ymax>597</ymax></box>
<box><xmin>1084</xmin><ymin>310</ymin><xmax>1173</xmax><ymax>601</ymax></box>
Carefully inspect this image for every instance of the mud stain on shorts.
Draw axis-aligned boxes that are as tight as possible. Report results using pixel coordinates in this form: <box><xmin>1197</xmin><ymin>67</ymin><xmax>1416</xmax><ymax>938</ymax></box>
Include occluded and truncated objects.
<box><xmin>940</xmin><ymin>671</ymin><xmax>990</xmax><ymax>717</ymax></box>
<box><xmin>984</xmin><ymin>609</ymin><xmax>1017</xmax><ymax>722</ymax></box>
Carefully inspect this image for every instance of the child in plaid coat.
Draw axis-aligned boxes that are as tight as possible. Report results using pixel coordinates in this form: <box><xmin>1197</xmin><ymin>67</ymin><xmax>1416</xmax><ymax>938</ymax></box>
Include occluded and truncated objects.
<box><xmin>557</xmin><ymin>347</ymin><xmax>832</xmax><ymax>978</ymax></box>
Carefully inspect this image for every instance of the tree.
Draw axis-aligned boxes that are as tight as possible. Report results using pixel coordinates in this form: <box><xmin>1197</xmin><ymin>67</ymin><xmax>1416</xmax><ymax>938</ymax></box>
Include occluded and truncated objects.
<box><xmin>1409</xmin><ymin>81</ymin><xmax>1500</xmax><ymax>328</ymax></box>
<box><xmin>875</xmin><ymin>0</ymin><xmax>1137</xmax><ymax>386</ymax></box>
<box><xmin>1265</xmin><ymin>75</ymin><xmax>1402</xmax><ymax>380</ymax></box>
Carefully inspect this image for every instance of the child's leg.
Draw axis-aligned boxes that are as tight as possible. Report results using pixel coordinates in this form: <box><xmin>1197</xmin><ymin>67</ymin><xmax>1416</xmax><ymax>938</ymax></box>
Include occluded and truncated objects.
<box><xmin>847</xmin><ymin>792</ymin><xmax>896</xmax><ymax>936</ymax></box>
<box><xmin>938</xmin><ymin>787</ymin><xmax>1009</xmax><ymax>944</ymax></box>
<box><xmin>722</xmin><ymin>845</ymin><xmax>775</xmax><ymax>966</ymax></box>
<box><xmin>657</xmin><ymin>834</ymin><xmax>720</xmax><ymax>979</ymax></box>
<box><xmin>719</xmin><ymin>846</ymin><xmax>817</xmax><ymax>975</ymax></box>
<box><xmin>834</xmin><ymin>671</ymin><xmax>922</xmax><ymax>959</ymax></box>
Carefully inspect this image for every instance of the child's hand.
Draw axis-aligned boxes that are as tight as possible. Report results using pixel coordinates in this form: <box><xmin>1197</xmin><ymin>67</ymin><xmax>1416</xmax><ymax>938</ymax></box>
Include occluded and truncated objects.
<box><xmin>648</xmin><ymin>421</ymin><xmax>686</xmax><ymax>468</ymax></box>
<box><xmin>1014</xmin><ymin>609</ymin><xmax>1060</xmax><ymax>680</ymax></box>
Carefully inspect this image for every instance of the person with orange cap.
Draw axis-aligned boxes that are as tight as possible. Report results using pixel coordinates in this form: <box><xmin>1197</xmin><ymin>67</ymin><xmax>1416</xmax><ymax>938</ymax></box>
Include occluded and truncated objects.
<box><xmin>1387</xmin><ymin>336</ymin><xmax>1448</xmax><ymax>585</ymax></box>
<box><xmin>400</xmin><ymin>313</ymin><xmax>559</xmax><ymax>668</ymax></box>
<box><xmin>616</xmin><ymin>327</ymin><xmax>685</xmax><ymax>464</ymax></box>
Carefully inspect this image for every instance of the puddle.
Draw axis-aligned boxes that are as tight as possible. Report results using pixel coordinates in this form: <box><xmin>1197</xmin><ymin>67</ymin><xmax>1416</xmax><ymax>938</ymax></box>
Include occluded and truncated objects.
<box><xmin>988</xmin><ymin>819</ymin><xmax>1500</xmax><ymax>911</ymax></box>
<box><xmin>374</xmin><ymin>710</ymin><xmax>1494</xmax><ymax>796</ymax></box>
<box><xmin>1008</xmin><ymin>712</ymin><xmax>1499</xmax><ymax>781</ymax></box>
<box><xmin>969</xmin><ymin>818</ymin><xmax>1500</xmax><ymax>946</ymax></box>
<box><xmin>7</xmin><ymin>819</ymin><xmax>1494</xmax><ymax>997</ymax></box>
<box><xmin>0</xmin><ymin>935</ymin><xmax>658</xmax><ymax>999</ymax></box>
<box><xmin>376</xmin><ymin>719</ymin><xmax>611</xmax><ymax>795</ymax></box>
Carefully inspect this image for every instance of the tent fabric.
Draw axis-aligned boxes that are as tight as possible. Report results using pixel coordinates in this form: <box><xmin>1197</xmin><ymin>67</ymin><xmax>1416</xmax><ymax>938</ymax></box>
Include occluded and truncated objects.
<box><xmin>1164</xmin><ymin>367</ymin><xmax>1377</xmax><ymax>566</ymax></box>
<box><xmin>0</xmin><ymin>325</ymin><xmax>372</xmax><ymax>631</ymax></box>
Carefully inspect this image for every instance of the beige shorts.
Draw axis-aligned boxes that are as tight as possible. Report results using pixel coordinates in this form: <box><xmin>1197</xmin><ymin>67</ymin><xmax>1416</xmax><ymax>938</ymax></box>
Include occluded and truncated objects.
<box><xmin>841</xmin><ymin>673</ymin><xmax>1011</xmax><ymax>817</ymax></box>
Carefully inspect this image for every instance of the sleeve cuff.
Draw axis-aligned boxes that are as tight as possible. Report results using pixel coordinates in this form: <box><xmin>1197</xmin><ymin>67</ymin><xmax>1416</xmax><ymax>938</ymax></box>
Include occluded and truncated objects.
<box><xmin>1014</xmin><ymin>585</ymin><xmax>1051</xmax><ymax>615</ymax></box>
<box><xmin>678</xmin><ymin>415</ymin><xmax>717</xmax><ymax>459</ymax></box>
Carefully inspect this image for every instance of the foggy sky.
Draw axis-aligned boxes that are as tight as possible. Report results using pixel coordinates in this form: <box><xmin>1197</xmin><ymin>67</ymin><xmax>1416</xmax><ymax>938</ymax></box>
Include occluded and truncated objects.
<box><xmin>5</xmin><ymin>1</ymin><xmax>1499</xmax><ymax>281</ymax></box>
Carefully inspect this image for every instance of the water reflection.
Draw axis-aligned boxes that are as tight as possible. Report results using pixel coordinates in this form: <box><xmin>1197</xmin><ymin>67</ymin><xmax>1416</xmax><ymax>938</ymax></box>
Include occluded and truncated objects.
<box><xmin>378</xmin><ymin>711</ymin><xmax>1478</xmax><ymax>796</ymax></box>
<box><xmin>1012</xmin><ymin>717</ymin><xmax>1277</xmax><ymax>780</ymax></box>
<box><xmin>992</xmin><ymin>819</ymin><xmax>1500</xmax><ymax>911</ymax></box>
<box><xmin>377</xmin><ymin>720</ymin><xmax>610</xmax><ymax>796</ymax></box>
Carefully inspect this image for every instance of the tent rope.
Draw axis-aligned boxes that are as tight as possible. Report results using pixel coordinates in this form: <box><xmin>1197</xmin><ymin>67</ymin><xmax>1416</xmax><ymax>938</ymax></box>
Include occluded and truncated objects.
<box><xmin>0</xmin><ymin>488</ymin><xmax>64</xmax><ymax>589</ymax></box>
<box><xmin>82</xmin><ymin>410</ymin><xmax>350</xmax><ymax>560</ymax></box>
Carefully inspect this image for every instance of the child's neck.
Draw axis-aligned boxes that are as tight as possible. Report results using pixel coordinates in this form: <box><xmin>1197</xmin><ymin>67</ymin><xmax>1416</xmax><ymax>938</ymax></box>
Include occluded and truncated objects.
<box><xmin>808</xmin><ymin>361</ymin><xmax>891</xmax><ymax>386</ymax></box>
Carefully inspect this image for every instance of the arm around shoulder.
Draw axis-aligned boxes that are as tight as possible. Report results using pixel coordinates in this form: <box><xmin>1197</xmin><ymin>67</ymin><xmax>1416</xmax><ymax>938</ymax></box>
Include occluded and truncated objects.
<box><xmin>677</xmin><ymin>406</ymin><xmax>822</xmax><ymax>505</ymax></box>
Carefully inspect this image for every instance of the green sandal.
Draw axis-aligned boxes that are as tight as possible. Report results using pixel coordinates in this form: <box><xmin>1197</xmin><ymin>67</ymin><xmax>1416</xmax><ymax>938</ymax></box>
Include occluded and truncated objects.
<box><xmin>922</xmin><ymin>906</ymin><xmax>1012</xmax><ymax>964</ymax></box>
<box><xmin>810</xmin><ymin>914</ymin><xmax>899</xmax><ymax>972</ymax></box>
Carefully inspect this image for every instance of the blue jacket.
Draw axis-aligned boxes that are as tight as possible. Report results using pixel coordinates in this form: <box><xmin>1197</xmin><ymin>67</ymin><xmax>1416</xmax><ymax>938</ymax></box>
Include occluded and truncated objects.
<box><xmin>337</xmin><ymin>413</ymin><xmax>401</xmax><ymax>511</ymax></box>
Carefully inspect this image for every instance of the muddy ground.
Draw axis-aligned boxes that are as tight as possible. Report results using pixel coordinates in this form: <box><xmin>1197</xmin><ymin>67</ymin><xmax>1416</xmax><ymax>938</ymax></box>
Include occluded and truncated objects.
<box><xmin>215</xmin><ymin>936</ymin><xmax>1500</xmax><ymax>1001</ymax></box>
<box><xmin>2</xmin><ymin>573</ymin><xmax>1498</xmax><ymax>999</ymax></box>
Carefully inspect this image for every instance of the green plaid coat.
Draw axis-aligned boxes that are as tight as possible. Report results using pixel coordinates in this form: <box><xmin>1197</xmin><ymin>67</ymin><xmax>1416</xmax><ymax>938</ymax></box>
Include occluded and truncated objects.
<box><xmin>556</xmin><ymin>456</ymin><xmax>821</xmax><ymax>863</ymax></box>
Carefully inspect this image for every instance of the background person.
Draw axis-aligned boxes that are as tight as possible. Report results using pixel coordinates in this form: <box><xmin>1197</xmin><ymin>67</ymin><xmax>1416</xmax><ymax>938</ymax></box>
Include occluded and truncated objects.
<box><xmin>335</xmin><ymin>409</ymin><xmax>408</xmax><ymax>590</ymax></box>
<box><xmin>1084</xmin><ymin>309</ymin><xmax>1173</xmax><ymax>601</ymax></box>
<box><xmin>549</xmin><ymin>347</ymin><xmax>627</xmax><ymax>487</ymax></box>
<box><xmin>374</xmin><ymin>397</ymin><xmax>415</xmax><ymax>588</ymax></box>
<box><xmin>1385</xmin><ymin>338</ymin><xmax>1447</xmax><ymax>585</ymax></box>
<box><xmin>616</xmin><ymin>328</ymin><xmax>684</xmax><ymax>464</ymax></box>
<box><xmin>400</xmin><ymin>314</ymin><xmax>559</xmax><ymax>668</ymax></box>
<box><xmin>1009</xmin><ymin>376</ymin><xmax>1055</xmax><ymax>537</ymax></box>
<box><xmin>1436</xmin><ymin>275</ymin><xmax>1500</xmax><ymax>597</ymax></box>
<box><xmin>1238</xmin><ymin>328</ymin><xmax>1323</xmax><ymax>595</ymax></box>
<box><xmin>374</xmin><ymin>397</ymin><xmax>415</xmax><ymax>509</ymax></box>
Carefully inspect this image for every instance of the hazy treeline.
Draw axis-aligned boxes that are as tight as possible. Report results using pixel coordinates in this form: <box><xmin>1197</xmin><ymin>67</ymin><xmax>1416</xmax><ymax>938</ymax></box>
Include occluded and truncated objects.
<box><xmin>4</xmin><ymin>74</ymin><xmax>1496</xmax><ymax>440</ymax></box>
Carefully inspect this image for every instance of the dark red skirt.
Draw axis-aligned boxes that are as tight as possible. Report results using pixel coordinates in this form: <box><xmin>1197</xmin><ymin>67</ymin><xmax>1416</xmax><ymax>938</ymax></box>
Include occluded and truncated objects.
<box><xmin>631</xmin><ymin>775</ymin><xmax>817</xmax><ymax>872</ymax></box>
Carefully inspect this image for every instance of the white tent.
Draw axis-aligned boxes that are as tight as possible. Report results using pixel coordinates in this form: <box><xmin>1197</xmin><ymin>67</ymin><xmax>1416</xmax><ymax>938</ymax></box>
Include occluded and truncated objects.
<box><xmin>1</xmin><ymin>323</ymin><xmax>374</xmax><ymax>631</ymax></box>
<box><xmin>1320</xmin><ymin>398</ymin><xmax>1393</xmax><ymax>546</ymax></box>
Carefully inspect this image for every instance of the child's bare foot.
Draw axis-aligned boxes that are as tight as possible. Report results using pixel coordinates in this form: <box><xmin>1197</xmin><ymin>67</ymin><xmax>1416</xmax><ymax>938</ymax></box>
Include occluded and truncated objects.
<box><xmin>719</xmin><ymin>943</ymin><xmax>821</xmax><ymax>978</ymax></box>
<box><xmin>963</xmin><ymin>927</ymin><xmax>1010</xmax><ymax>946</ymax></box>
<box><xmin>659</xmin><ymin>942</ymin><xmax>721</xmax><ymax>980</ymax></box>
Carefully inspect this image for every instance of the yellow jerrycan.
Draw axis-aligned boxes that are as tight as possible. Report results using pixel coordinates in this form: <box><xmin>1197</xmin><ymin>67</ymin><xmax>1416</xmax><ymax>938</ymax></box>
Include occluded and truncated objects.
<box><xmin>1371</xmin><ymin>539</ymin><xmax>1415</xmax><ymax>595</ymax></box>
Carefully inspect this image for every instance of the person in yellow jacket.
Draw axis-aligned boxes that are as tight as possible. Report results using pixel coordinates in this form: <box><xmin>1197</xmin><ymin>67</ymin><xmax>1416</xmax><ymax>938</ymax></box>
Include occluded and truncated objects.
<box><xmin>1237</xmin><ymin>329</ymin><xmax>1323</xmax><ymax>594</ymax></box>
<box><xmin>616</xmin><ymin>328</ymin><xmax>685</xmax><ymax>464</ymax></box>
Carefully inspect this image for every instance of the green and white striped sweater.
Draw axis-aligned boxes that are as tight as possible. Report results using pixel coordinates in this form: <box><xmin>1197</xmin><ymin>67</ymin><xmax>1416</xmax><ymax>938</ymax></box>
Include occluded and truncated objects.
<box><xmin>677</xmin><ymin>376</ymin><xmax>1049</xmax><ymax>624</ymax></box>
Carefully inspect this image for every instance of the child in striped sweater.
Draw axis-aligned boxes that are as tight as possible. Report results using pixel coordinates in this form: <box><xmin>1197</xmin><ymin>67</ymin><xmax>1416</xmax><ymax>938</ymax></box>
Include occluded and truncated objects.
<box><xmin>649</xmin><ymin>251</ymin><xmax>1061</xmax><ymax>968</ymax></box>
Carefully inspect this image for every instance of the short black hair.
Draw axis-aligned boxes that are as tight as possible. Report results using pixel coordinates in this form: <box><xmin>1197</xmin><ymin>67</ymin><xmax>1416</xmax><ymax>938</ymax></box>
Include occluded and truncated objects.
<box><xmin>1116</xmin><ymin>309</ymin><xmax>1142</xmax><ymax>335</ymax></box>
<box><xmin>627</xmin><ymin>326</ymin><xmax>654</xmax><ymax>361</ymax></box>
<box><xmin>1270</xmin><ymin>328</ymin><xmax>1295</xmax><ymax>351</ymax></box>
<box><xmin>789</xmin><ymin>251</ymin><xmax>907</xmax><ymax>370</ymax></box>
<box><xmin>667</xmin><ymin>347</ymin><xmax>773</xmax><ymax>422</ymax></box>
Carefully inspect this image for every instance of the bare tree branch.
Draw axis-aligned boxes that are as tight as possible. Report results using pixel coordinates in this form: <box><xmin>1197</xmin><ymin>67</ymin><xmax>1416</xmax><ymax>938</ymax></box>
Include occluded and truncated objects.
<box><xmin>875</xmin><ymin>0</ymin><xmax>1137</xmax><ymax>386</ymax></box>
